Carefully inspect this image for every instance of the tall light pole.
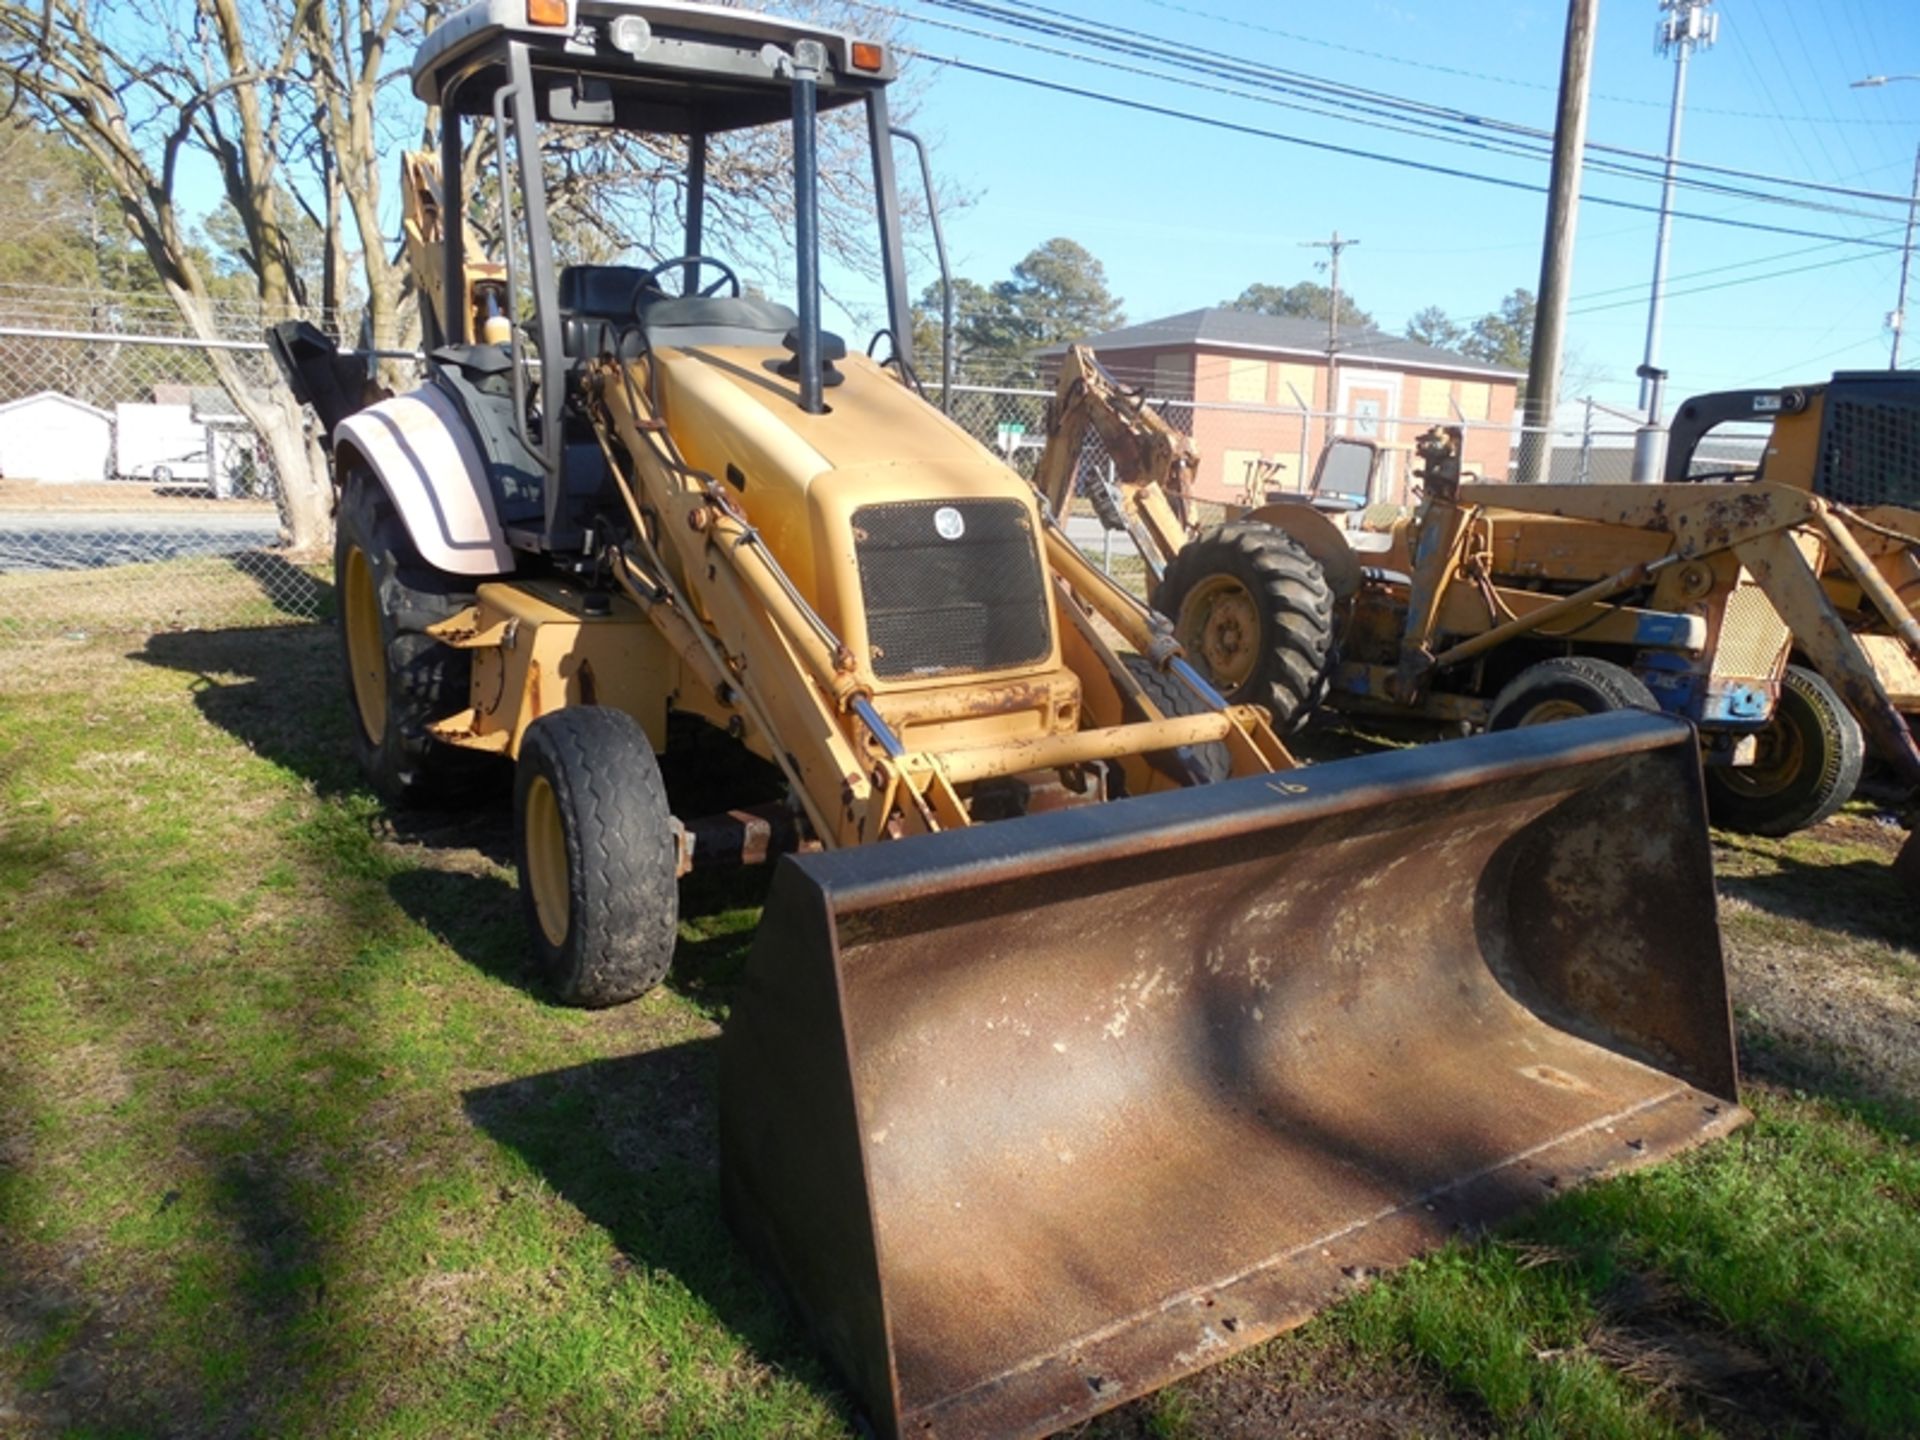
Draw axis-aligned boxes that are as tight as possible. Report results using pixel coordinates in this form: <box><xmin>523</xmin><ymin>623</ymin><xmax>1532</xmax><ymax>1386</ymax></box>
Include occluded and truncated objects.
<box><xmin>1632</xmin><ymin>0</ymin><xmax>1719</xmax><ymax>483</ymax></box>
<box><xmin>1852</xmin><ymin>75</ymin><xmax>1920</xmax><ymax>370</ymax></box>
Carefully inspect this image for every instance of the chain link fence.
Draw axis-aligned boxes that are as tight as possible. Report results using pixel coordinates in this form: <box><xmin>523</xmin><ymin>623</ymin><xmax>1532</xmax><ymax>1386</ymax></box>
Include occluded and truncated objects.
<box><xmin>1</xmin><ymin>286</ymin><xmax>1706</xmax><ymax>643</ymax></box>
<box><xmin>0</xmin><ymin>286</ymin><xmax>350</xmax><ymax>642</ymax></box>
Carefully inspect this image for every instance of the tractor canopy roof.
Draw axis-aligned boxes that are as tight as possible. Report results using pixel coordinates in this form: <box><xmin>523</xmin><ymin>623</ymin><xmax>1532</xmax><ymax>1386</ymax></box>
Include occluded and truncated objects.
<box><xmin>413</xmin><ymin>0</ymin><xmax>896</xmax><ymax>132</ymax></box>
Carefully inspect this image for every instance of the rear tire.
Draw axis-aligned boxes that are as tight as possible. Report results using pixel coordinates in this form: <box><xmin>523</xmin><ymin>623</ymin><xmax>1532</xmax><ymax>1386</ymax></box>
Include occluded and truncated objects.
<box><xmin>1154</xmin><ymin>521</ymin><xmax>1334</xmax><ymax>733</ymax></box>
<box><xmin>334</xmin><ymin>470</ymin><xmax>490</xmax><ymax>804</ymax></box>
<box><xmin>1122</xmin><ymin>654</ymin><xmax>1231</xmax><ymax>785</ymax></box>
<box><xmin>1486</xmin><ymin>657</ymin><xmax>1659</xmax><ymax>730</ymax></box>
<box><xmin>1704</xmin><ymin>665</ymin><xmax>1863</xmax><ymax>836</ymax></box>
<box><xmin>514</xmin><ymin>706</ymin><xmax>679</xmax><ymax>1008</ymax></box>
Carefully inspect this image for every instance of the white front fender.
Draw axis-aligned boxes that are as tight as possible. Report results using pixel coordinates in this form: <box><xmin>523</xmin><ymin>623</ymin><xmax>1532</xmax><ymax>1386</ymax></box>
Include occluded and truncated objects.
<box><xmin>334</xmin><ymin>385</ymin><xmax>514</xmax><ymax>576</ymax></box>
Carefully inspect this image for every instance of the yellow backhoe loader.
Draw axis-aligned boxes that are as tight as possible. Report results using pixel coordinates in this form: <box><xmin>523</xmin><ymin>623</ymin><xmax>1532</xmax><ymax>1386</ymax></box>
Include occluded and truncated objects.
<box><xmin>269</xmin><ymin>4</ymin><xmax>1745</xmax><ymax>1435</ymax></box>
<box><xmin>1054</xmin><ymin>347</ymin><xmax>1920</xmax><ymax>844</ymax></box>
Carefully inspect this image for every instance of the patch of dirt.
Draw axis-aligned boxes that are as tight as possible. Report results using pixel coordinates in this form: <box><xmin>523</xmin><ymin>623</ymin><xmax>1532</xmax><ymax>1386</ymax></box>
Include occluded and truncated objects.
<box><xmin>1713</xmin><ymin>819</ymin><xmax>1920</xmax><ymax>1114</ymax></box>
<box><xmin>1725</xmin><ymin>929</ymin><xmax>1920</xmax><ymax>1109</ymax></box>
<box><xmin>1087</xmin><ymin>1330</ymin><xmax>1492</xmax><ymax>1439</ymax></box>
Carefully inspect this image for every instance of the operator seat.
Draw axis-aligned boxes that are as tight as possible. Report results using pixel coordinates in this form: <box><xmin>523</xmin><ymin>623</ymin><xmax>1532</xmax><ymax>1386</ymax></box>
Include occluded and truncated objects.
<box><xmin>556</xmin><ymin>264</ymin><xmax>797</xmax><ymax>359</ymax></box>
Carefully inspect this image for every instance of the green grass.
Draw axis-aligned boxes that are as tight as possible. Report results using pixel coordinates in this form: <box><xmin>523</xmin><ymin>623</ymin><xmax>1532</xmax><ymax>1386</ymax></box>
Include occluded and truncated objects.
<box><xmin>2</xmin><ymin>565</ymin><xmax>1918</xmax><ymax>1438</ymax></box>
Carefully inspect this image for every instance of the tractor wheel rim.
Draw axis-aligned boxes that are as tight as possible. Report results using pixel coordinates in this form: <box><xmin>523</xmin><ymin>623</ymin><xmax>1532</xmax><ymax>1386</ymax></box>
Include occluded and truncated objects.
<box><xmin>524</xmin><ymin>775</ymin><xmax>571</xmax><ymax>947</ymax></box>
<box><xmin>1516</xmin><ymin>698</ymin><xmax>1594</xmax><ymax>726</ymax></box>
<box><xmin>342</xmin><ymin>544</ymin><xmax>388</xmax><ymax>745</ymax></box>
<box><xmin>1717</xmin><ymin>710</ymin><xmax>1806</xmax><ymax>800</ymax></box>
<box><xmin>1179</xmin><ymin>576</ymin><xmax>1260</xmax><ymax>690</ymax></box>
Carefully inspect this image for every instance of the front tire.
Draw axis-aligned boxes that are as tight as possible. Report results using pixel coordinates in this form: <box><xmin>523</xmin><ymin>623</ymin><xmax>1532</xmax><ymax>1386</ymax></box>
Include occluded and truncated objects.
<box><xmin>1486</xmin><ymin>657</ymin><xmax>1659</xmax><ymax>730</ymax></box>
<box><xmin>1121</xmin><ymin>654</ymin><xmax>1231</xmax><ymax>785</ymax></box>
<box><xmin>333</xmin><ymin>471</ymin><xmax>487</xmax><ymax>804</ymax></box>
<box><xmin>1154</xmin><ymin>522</ymin><xmax>1334</xmax><ymax>733</ymax></box>
<box><xmin>1704</xmin><ymin>665</ymin><xmax>1863</xmax><ymax>836</ymax></box>
<box><xmin>514</xmin><ymin>707</ymin><xmax>679</xmax><ymax>1008</ymax></box>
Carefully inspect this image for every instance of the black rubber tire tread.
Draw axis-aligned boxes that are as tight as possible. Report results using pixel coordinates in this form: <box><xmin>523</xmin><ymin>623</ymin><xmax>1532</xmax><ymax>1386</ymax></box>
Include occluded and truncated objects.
<box><xmin>1154</xmin><ymin>521</ymin><xmax>1335</xmax><ymax>733</ymax></box>
<box><xmin>514</xmin><ymin>706</ymin><xmax>679</xmax><ymax>1008</ymax></box>
<box><xmin>334</xmin><ymin>470</ymin><xmax>493</xmax><ymax>804</ymax></box>
<box><xmin>1704</xmin><ymin>665</ymin><xmax>1864</xmax><ymax>837</ymax></box>
<box><xmin>1121</xmin><ymin>654</ymin><xmax>1231</xmax><ymax>784</ymax></box>
<box><xmin>1486</xmin><ymin>656</ymin><xmax>1660</xmax><ymax>730</ymax></box>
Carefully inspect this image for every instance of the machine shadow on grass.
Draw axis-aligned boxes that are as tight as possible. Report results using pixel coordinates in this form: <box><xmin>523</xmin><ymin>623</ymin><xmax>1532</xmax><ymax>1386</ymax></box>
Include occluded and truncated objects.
<box><xmin>229</xmin><ymin>549</ymin><xmax>333</xmax><ymax>622</ymax></box>
<box><xmin>1714</xmin><ymin>828</ymin><xmax>1919</xmax><ymax>953</ymax></box>
<box><xmin>460</xmin><ymin>1042</ymin><xmax>850</xmax><ymax>1419</ymax></box>
<box><xmin>134</xmin><ymin>619</ymin><xmax>783</xmax><ymax>1016</ymax></box>
<box><xmin>0</xmin><ymin>812</ymin><xmax>382</xmax><ymax>1436</ymax></box>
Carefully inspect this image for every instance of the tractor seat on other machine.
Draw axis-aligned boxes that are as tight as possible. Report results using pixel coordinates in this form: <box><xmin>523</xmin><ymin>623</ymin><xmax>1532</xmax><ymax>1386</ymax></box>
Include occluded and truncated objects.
<box><xmin>556</xmin><ymin>264</ymin><xmax>797</xmax><ymax>359</ymax></box>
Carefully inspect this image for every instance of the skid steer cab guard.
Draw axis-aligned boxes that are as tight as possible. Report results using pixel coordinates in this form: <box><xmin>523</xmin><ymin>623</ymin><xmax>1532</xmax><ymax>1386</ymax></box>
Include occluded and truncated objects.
<box><xmin>724</xmin><ymin>711</ymin><xmax>1744</xmax><ymax>1439</ymax></box>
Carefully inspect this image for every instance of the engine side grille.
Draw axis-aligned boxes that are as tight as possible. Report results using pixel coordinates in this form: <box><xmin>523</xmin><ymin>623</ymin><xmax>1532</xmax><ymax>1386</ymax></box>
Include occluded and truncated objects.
<box><xmin>1710</xmin><ymin>579</ymin><xmax>1791</xmax><ymax>681</ymax></box>
<box><xmin>1817</xmin><ymin>387</ymin><xmax>1920</xmax><ymax>509</ymax></box>
<box><xmin>853</xmin><ymin>499</ymin><xmax>1051</xmax><ymax>679</ymax></box>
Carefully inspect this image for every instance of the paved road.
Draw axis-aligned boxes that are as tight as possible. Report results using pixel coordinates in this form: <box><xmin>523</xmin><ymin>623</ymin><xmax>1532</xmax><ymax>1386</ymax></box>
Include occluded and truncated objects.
<box><xmin>1064</xmin><ymin>512</ymin><xmax>1138</xmax><ymax>560</ymax></box>
<box><xmin>0</xmin><ymin>508</ymin><xmax>280</xmax><ymax>573</ymax></box>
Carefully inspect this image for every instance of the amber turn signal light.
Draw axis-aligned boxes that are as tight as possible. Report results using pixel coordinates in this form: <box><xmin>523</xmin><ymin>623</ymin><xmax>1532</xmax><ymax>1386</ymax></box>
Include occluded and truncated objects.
<box><xmin>850</xmin><ymin>41</ymin><xmax>884</xmax><ymax>71</ymax></box>
<box><xmin>527</xmin><ymin>0</ymin><xmax>568</xmax><ymax>27</ymax></box>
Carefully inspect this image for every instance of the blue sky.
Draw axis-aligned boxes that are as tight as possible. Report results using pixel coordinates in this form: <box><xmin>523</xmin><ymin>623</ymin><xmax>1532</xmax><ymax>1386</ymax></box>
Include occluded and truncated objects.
<box><xmin>855</xmin><ymin>0</ymin><xmax>1920</xmax><ymax>412</ymax></box>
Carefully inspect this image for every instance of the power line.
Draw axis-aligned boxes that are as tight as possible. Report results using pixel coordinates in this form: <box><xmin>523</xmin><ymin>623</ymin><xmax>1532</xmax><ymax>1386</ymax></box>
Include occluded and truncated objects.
<box><xmin>899</xmin><ymin>0</ymin><xmax>1920</xmax><ymax>214</ymax></box>
<box><xmin>1130</xmin><ymin>0</ymin><xmax>1920</xmax><ymax>126</ymax></box>
<box><xmin>1568</xmin><ymin>246</ymin><xmax>1887</xmax><ymax>315</ymax></box>
<box><xmin>1569</xmin><ymin>226</ymin><xmax>1903</xmax><ymax>302</ymax></box>
<box><xmin>902</xmin><ymin>47</ymin><xmax>1909</xmax><ymax>253</ymax></box>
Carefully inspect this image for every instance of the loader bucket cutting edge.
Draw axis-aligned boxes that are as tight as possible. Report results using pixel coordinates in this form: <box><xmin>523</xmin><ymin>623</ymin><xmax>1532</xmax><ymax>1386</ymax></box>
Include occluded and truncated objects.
<box><xmin>718</xmin><ymin>711</ymin><xmax>1746</xmax><ymax>1440</ymax></box>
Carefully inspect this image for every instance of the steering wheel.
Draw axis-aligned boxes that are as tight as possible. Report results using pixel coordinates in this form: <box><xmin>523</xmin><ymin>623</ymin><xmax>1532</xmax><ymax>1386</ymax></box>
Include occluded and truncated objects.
<box><xmin>633</xmin><ymin>254</ymin><xmax>741</xmax><ymax>317</ymax></box>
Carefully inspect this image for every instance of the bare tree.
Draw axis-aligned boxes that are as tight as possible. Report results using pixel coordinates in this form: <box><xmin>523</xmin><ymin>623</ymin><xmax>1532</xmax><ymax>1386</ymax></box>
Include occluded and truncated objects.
<box><xmin>293</xmin><ymin>0</ymin><xmax>428</xmax><ymax>360</ymax></box>
<box><xmin>0</xmin><ymin>0</ymin><xmax>941</xmax><ymax>556</ymax></box>
<box><xmin>0</xmin><ymin>0</ymin><xmax>334</xmax><ymax>551</ymax></box>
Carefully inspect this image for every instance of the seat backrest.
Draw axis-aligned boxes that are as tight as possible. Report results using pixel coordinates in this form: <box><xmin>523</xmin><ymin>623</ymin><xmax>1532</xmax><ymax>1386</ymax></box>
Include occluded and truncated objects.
<box><xmin>557</xmin><ymin>265</ymin><xmax>650</xmax><ymax>360</ymax></box>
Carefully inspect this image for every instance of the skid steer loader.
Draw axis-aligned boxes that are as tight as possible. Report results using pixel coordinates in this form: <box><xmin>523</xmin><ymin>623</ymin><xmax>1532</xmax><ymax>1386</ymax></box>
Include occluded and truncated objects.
<box><xmin>1056</xmin><ymin>346</ymin><xmax>1920</xmax><ymax>842</ymax></box>
<box><xmin>270</xmin><ymin>4</ymin><xmax>1745</xmax><ymax>1434</ymax></box>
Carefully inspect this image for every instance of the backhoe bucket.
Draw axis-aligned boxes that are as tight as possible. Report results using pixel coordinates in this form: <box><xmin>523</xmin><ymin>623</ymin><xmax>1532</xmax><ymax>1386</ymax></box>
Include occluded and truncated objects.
<box><xmin>719</xmin><ymin>711</ymin><xmax>1745</xmax><ymax>1440</ymax></box>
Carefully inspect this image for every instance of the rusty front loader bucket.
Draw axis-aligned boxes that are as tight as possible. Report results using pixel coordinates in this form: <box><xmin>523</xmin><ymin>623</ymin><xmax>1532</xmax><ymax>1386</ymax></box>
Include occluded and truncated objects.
<box><xmin>719</xmin><ymin>712</ymin><xmax>1746</xmax><ymax>1440</ymax></box>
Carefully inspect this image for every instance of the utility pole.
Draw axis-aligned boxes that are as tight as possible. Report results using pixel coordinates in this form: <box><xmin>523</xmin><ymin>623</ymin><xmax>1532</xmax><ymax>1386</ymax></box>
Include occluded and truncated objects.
<box><xmin>1632</xmin><ymin>0</ymin><xmax>1719</xmax><ymax>482</ymax></box>
<box><xmin>1303</xmin><ymin>230</ymin><xmax>1360</xmax><ymax>354</ymax></box>
<box><xmin>1892</xmin><ymin>142</ymin><xmax>1920</xmax><ymax>368</ymax></box>
<box><xmin>1519</xmin><ymin>0</ymin><xmax>1598</xmax><ymax>484</ymax></box>
<box><xmin>1304</xmin><ymin>230</ymin><xmax>1359</xmax><ymax>454</ymax></box>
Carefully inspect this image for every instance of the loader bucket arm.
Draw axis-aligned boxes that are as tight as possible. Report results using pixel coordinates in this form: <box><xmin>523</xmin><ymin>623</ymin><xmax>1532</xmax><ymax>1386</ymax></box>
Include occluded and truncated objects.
<box><xmin>1035</xmin><ymin>345</ymin><xmax>1197</xmax><ymax>572</ymax></box>
<box><xmin>721</xmin><ymin>712</ymin><xmax>1745</xmax><ymax>1439</ymax></box>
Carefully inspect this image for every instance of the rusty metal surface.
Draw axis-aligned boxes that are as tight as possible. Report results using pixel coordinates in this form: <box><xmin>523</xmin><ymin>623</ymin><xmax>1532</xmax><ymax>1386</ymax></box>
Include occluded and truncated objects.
<box><xmin>672</xmin><ymin>804</ymin><xmax>804</xmax><ymax>876</ymax></box>
<box><xmin>718</xmin><ymin>711</ymin><xmax>1744</xmax><ymax>1439</ymax></box>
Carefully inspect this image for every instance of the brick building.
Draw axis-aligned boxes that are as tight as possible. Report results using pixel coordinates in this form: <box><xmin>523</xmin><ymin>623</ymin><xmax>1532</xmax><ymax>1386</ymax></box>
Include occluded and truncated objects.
<box><xmin>1053</xmin><ymin>308</ymin><xmax>1524</xmax><ymax>504</ymax></box>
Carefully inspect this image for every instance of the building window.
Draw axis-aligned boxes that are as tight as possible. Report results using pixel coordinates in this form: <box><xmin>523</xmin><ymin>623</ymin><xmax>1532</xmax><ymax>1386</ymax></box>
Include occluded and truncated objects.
<box><xmin>1274</xmin><ymin>362</ymin><xmax>1317</xmax><ymax>409</ymax></box>
<box><xmin>1226</xmin><ymin>359</ymin><xmax>1267</xmax><ymax>404</ymax></box>
<box><xmin>1153</xmin><ymin>353</ymin><xmax>1192</xmax><ymax>399</ymax></box>
<box><xmin>1416</xmin><ymin>377</ymin><xmax>1452</xmax><ymax>418</ymax></box>
<box><xmin>1458</xmin><ymin>382</ymin><xmax>1491</xmax><ymax>420</ymax></box>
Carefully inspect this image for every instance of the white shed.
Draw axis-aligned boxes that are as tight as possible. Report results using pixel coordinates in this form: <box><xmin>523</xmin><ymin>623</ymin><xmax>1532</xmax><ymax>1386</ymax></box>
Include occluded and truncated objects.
<box><xmin>0</xmin><ymin>392</ymin><xmax>113</xmax><ymax>485</ymax></box>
